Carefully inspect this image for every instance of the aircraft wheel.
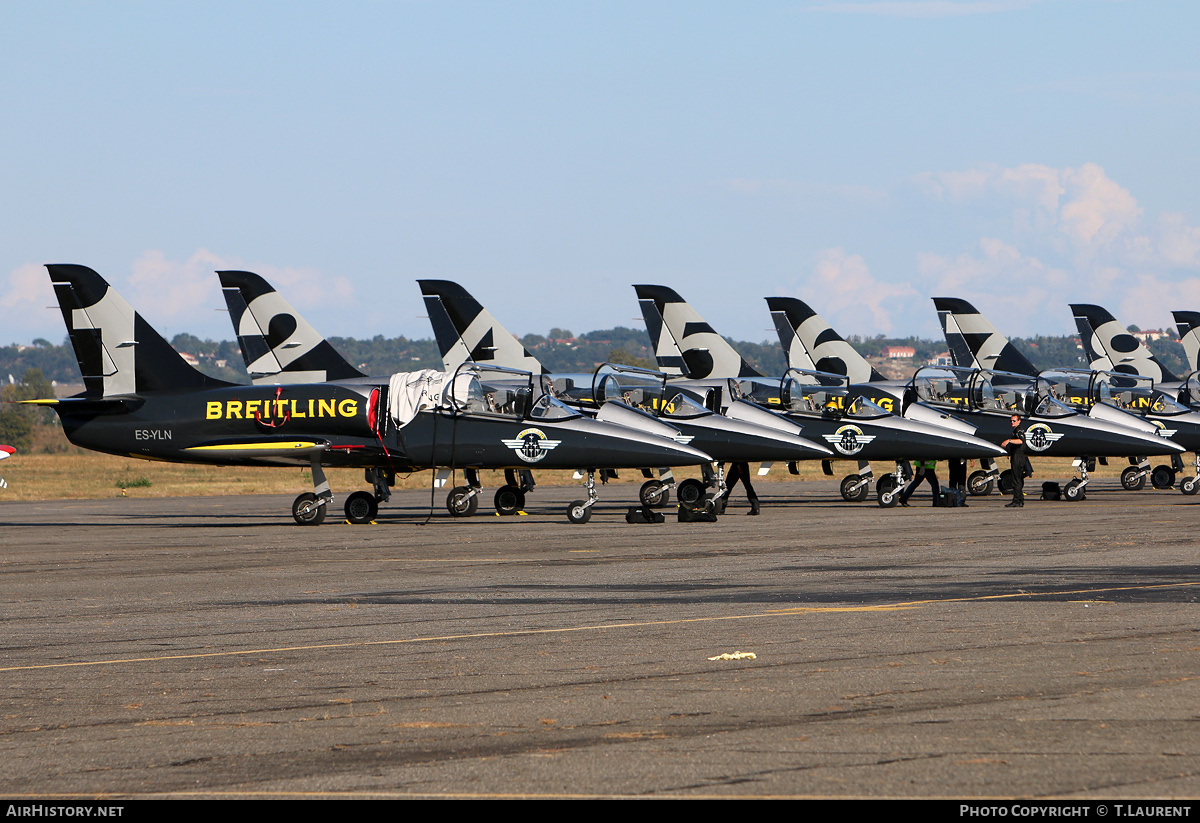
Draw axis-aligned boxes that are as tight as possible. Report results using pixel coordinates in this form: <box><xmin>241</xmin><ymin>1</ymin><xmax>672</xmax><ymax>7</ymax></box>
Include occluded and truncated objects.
<box><xmin>713</xmin><ymin>496</ymin><xmax>727</xmax><ymax>515</ymax></box>
<box><xmin>1063</xmin><ymin>479</ymin><xmax>1085</xmax><ymax>501</ymax></box>
<box><xmin>494</xmin><ymin>484</ymin><xmax>526</xmax><ymax>516</ymax></box>
<box><xmin>292</xmin><ymin>492</ymin><xmax>327</xmax><ymax>526</ymax></box>
<box><xmin>566</xmin><ymin>500</ymin><xmax>592</xmax><ymax>524</ymax></box>
<box><xmin>876</xmin><ymin>475</ymin><xmax>899</xmax><ymax>508</ymax></box>
<box><xmin>676</xmin><ymin>478</ymin><xmax>708</xmax><ymax>509</ymax></box>
<box><xmin>1152</xmin><ymin>465</ymin><xmax>1176</xmax><ymax>489</ymax></box>
<box><xmin>446</xmin><ymin>486</ymin><xmax>479</xmax><ymax>517</ymax></box>
<box><xmin>639</xmin><ymin>480</ymin><xmax>671</xmax><ymax>508</ymax></box>
<box><xmin>1120</xmin><ymin>466</ymin><xmax>1146</xmax><ymax>491</ymax></box>
<box><xmin>967</xmin><ymin>470</ymin><xmax>994</xmax><ymax>496</ymax></box>
<box><xmin>344</xmin><ymin>491</ymin><xmax>378</xmax><ymax>524</ymax></box>
<box><xmin>839</xmin><ymin>474</ymin><xmax>869</xmax><ymax>502</ymax></box>
<box><xmin>998</xmin><ymin>469</ymin><xmax>1015</xmax><ymax>494</ymax></box>
<box><xmin>1180</xmin><ymin>476</ymin><xmax>1198</xmax><ymax>495</ymax></box>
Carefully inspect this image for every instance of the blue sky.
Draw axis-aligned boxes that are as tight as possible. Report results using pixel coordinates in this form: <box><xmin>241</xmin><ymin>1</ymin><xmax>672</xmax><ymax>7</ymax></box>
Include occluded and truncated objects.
<box><xmin>2</xmin><ymin>0</ymin><xmax>1197</xmax><ymax>349</ymax></box>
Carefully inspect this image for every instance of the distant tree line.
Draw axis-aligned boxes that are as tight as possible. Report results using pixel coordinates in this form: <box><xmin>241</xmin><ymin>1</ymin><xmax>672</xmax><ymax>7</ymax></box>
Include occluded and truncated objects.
<box><xmin>2</xmin><ymin>327</ymin><xmax>1192</xmax><ymax>389</ymax></box>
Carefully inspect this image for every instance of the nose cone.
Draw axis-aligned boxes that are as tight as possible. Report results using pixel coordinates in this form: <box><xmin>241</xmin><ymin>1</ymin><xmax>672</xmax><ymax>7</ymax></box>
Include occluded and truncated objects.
<box><xmin>867</xmin><ymin>415</ymin><xmax>1007</xmax><ymax>460</ymax></box>
<box><xmin>554</xmin><ymin>417</ymin><xmax>714</xmax><ymax>467</ymax></box>
<box><xmin>1059</xmin><ymin>414</ymin><xmax>1186</xmax><ymax>456</ymax></box>
<box><xmin>671</xmin><ymin>410</ymin><xmax>833</xmax><ymax>462</ymax></box>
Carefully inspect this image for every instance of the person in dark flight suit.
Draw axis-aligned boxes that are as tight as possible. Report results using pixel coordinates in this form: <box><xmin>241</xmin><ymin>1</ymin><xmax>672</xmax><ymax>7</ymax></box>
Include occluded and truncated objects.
<box><xmin>1001</xmin><ymin>413</ymin><xmax>1028</xmax><ymax>508</ymax></box>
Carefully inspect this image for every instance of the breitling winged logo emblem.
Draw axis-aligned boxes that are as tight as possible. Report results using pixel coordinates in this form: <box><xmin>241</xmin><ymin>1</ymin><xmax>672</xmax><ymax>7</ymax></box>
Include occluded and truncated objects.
<box><xmin>822</xmin><ymin>424</ymin><xmax>876</xmax><ymax>456</ymax></box>
<box><xmin>501</xmin><ymin>428</ymin><xmax>563</xmax><ymax>463</ymax></box>
<box><xmin>1152</xmin><ymin>421</ymin><xmax>1178</xmax><ymax>438</ymax></box>
<box><xmin>1025</xmin><ymin>422</ymin><xmax>1065</xmax><ymax>453</ymax></box>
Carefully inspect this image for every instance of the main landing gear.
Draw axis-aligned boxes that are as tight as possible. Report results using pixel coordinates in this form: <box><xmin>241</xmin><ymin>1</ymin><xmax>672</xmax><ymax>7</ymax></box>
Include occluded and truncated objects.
<box><xmin>344</xmin><ymin>467</ymin><xmax>394</xmax><ymax>524</ymax></box>
<box><xmin>836</xmin><ymin>460</ymin><xmax>874</xmax><ymax>502</ymax></box>
<box><xmin>968</xmin><ymin>458</ymin><xmax>1000</xmax><ymax>496</ymax></box>
<box><xmin>639</xmin><ymin>468</ymin><xmax>675</xmax><ymax>508</ymax></box>
<box><xmin>494</xmin><ymin>468</ymin><xmax>536</xmax><ymax>516</ymax></box>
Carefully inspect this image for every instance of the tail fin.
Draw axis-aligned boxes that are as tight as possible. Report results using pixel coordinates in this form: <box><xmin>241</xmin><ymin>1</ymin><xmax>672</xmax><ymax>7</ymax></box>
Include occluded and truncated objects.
<box><xmin>632</xmin><ymin>285</ymin><xmax>761</xmax><ymax>379</ymax></box>
<box><xmin>633</xmin><ymin>289</ymin><xmax>688</xmax><ymax>376</ymax></box>
<box><xmin>932</xmin><ymin>297</ymin><xmax>1037</xmax><ymax>376</ymax></box>
<box><xmin>217</xmin><ymin>270</ymin><xmax>364</xmax><ymax>384</ymax></box>
<box><xmin>1172</xmin><ymin>310</ymin><xmax>1200</xmax><ymax>373</ymax></box>
<box><xmin>1069</xmin><ymin>303</ymin><xmax>1178</xmax><ymax>383</ymax></box>
<box><xmin>1070</xmin><ymin>306</ymin><xmax>1115</xmax><ymax>371</ymax></box>
<box><xmin>47</xmin><ymin>264</ymin><xmax>231</xmax><ymax>397</ymax></box>
<box><xmin>765</xmin><ymin>296</ymin><xmax>884</xmax><ymax>383</ymax></box>
<box><xmin>416</xmin><ymin>280</ymin><xmax>545</xmax><ymax>374</ymax></box>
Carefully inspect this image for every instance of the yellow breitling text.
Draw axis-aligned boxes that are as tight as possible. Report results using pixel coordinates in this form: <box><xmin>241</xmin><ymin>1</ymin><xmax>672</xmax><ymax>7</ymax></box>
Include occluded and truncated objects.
<box><xmin>206</xmin><ymin>398</ymin><xmax>359</xmax><ymax>420</ymax></box>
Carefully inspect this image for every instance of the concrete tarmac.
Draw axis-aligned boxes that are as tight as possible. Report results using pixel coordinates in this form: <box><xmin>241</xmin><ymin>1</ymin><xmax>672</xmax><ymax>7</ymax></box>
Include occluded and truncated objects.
<box><xmin>2</xmin><ymin>478</ymin><xmax>1199</xmax><ymax>799</ymax></box>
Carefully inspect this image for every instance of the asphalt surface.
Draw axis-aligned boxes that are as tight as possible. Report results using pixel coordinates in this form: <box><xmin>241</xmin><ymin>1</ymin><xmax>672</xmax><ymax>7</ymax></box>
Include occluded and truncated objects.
<box><xmin>2</xmin><ymin>478</ymin><xmax>1200</xmax><ymax>799</ymax></box>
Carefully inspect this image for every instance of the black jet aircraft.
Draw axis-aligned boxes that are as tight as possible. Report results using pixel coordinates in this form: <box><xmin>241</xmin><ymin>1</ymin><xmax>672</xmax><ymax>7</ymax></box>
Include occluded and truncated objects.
<box><xmin>934</xmin><ymin>297</ymin><xmax>1186</xmax><ymax>496</ymax></box>
<box><xmin>415</xmin><ymin>280</ymin><xmax>835</xmax><ymax>512</ymax></box>
<box><xmin>37</xmin><ymin>265</ymin><xmax>713</xmax><ymax>525</ymax></box>
<box><xmin>1067</xmin><ymin>303</ymin><xmax>1200</xmax><ymax>492</ymax></box>
<box><xmin>908</xmin><ymin>365</ymin><xmax>1184</xmax><ymax>499</ymax></box>
<box><xmin>632</xmin><ymin>285</ymin><xmax>1007</xmax><ymax>505</ymax></box>
<box><xmin>764</xmin><ymin>295</ymin><xmax>1005</xmax><ymax>498</ymax></box>
<box><xmin>763</xmin><ymin>295</ymin><xmax>1181</xmax><ymax>499</ymax></box>
<box><xmin>218</xmin><ymin>269</ymin><xmax>726</xmax><ymax>517</ymax></box>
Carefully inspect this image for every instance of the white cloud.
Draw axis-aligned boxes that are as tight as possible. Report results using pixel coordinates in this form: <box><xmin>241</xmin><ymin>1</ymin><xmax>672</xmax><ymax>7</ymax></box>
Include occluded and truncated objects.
<box><xmin>916</xmin><ymin>239</ymin><xmax>1079</xmax><ymax>335</ymax></box>
<box><xmin>796</xmin><ymin>247</ymin><xmax>918</xmax><ymax>333</ymax></box>
<box><xmin>0</xmin><ymin>252</ymin><xmax>357</xmax><ymax>345</ymax></box>
<box><xmin>0</xmin><ymin>263</ymin><xmax>51</xmax><ymax>311</ymax></box>
<box><xmin>913</xmin><ymin>161</ymin><xmax>1200</xmax><ymax>334</ymax></box>
<box><xmin>125</xmin><ymin>249</ymin><xmax>354</xmax><ymax>330</ymax></box>
<box><xmin>917</xmin><ymin>162</ymin><xmax>1143</xmax><ymax>256</ymax></box>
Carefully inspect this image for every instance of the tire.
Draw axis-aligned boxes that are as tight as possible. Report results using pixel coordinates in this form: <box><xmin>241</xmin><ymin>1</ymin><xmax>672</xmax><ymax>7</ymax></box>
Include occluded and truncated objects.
<box><xmin>1120</xmin><ymin>466</ymin><xmax>1146</xmax><ymax>491</ymax></box>
<box><xmin>967</xmin><ymin>470</ymin><xmax>994</xmax><ymax>497</ymax></box>
<box><xmin>494</xmin><ymin>484</ymin><xmax>526</xmax><ymax>516</ymax></box>
<box><xmin>676</xmin><ymin>478</ymin><xmax>708</xmax><ymax>509</ymax></box>
<box><xmin>840</xmin><ymin>474</ymin><xmax>869</xmax><ymax>502</ymax></box>
<box><xmin>446</xmin><ymin>486</ymin><xmax>479</xmax><ymax>517</ymax></box>
<box><xmin>876</xmin><ymin>475</ymin><xmax>899</xmax><ymax>508</ymax></box>
<box><xmin>998</xmin><ymin>469</ymin><xmax>1015</xmax><ymax>494</ymax></box>
<box><xmin>344</xmin><ymin>491</ymin><xmax>378</xmax><ymax>524</ymax></box>
<box><xmin>639</xmin><ymin>480</ymin><xmax>670</xmax><ymax>508</ymax></box>
<box><xmin>1063</xmin><ymin>479</ymin><xmax>1084</xmax><ymax>501</ymax></box>
<box><xmin>713</xmin><ymin>496</ymin><xmax>727</xmax><ymax>516</ymax></box>
<box><xmin>1152</xmin><ymin>465</ymin><xmax>1175</xmax><ymax>490</ymax></box>
<box><xmin>1180</xmin><ymin>476</ymin><xmax>1198</xmax><ymax>495</ymax></box>
<box><xmin>566</xmin><ymin>500</ymin><xmax>592</xmax><ymax>524</ymax></box>
<box><xmin>292</xmin><ymin>492</ymin><xmax>327</xmax><ymax>526</ymax></box>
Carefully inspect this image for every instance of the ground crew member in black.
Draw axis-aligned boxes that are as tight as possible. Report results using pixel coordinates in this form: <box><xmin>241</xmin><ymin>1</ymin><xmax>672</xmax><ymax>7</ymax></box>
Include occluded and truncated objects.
<box><xmin>899</xmin><ymin>459</ymin><xmax>940</xmax><ymax>507</ymax></box>
<box><xmin>725</xmin><ymin>461</ymin><xmax>761</xmax><ymax>515</ymax></box>
<box><xmin>1002</xmin><ymin>413</ymin><xmax>1027</xmax><ymax>507</ymax></box>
